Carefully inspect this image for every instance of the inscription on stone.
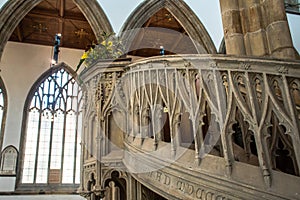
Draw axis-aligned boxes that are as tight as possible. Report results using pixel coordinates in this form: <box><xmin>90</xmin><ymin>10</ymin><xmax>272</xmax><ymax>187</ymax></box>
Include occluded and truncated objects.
<box><xmin>147</xmin><ymin>171</ymin><xmax>171</xmax><ymax>186</ymax></box>
<box><xmin>2</xmin><ymin>153</ymin><xmax>15</xmax><ymax>171</ymax></box>
<box><xmin>127</xmin><ymin>153</ymin><xmax>229</xmax><ymax>199</ymax></box>
<box><xmin>136</xmin><ymin>165</ymin><xmax>226</xmax><ymax>199</ymax></box>
<box><xmin>140</xmin><ymin>170</ymin><xmax>228</xmax><ymax>199</ymax></box>
<box><xmin>0</xmin><ymin>146</ymin><xmax>18</xmax><ymax>175</ymax></box>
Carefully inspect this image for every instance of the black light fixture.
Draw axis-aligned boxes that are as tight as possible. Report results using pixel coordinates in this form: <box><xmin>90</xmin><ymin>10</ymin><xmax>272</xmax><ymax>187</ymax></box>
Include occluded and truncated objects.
<box><xmin>52</xmin><ymin>33</ymin><xmax>62</xmax><ymax>65</ymax></box>
<box><xmin>160</xmin><ymin>45</ymin><xmax>165</xmax><ymax>55</ymax></box>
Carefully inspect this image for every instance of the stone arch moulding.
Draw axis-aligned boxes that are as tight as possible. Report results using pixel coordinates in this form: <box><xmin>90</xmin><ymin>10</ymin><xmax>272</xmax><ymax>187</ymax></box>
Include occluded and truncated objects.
<box><xmin>120</xmin><ymin>0</ymin><xmax>217</xmax><ymax>54</ymax></box>
<box><xmin>219</xmin><ymin>37</ymin><xmax>226</xmax><ymax>54</ymax></box>
<box><xmin>0</xmin><ymin>0</ymin><xmax>113</xmax><ymax>61</ymax></box>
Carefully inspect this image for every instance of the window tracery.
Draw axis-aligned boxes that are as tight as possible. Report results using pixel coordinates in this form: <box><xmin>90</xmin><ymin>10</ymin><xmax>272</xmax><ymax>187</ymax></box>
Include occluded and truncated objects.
<box><xmin>20</xmin><ymin>66</ymin><xmax>82</xmax><ymax>188</ymax></box>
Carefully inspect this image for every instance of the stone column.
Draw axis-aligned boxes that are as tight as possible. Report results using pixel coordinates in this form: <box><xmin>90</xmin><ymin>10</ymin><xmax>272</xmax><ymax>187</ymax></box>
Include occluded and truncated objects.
<box><xmin>95</xmin><ymin>121</ymin><xmax>103</xmax><ymax>188</ymax></box>
<box><xmin>219</xmin><ymin>0</ymin><xmax>298</xmax><ymax>59</ymax></box>
<box><xmin>240</xmin><ymin>0</ymin><xmax>269</xmax><ymax>56</ymax></box>
<box><xmin>262</xmin><ymin>0</ymin><xmax>297</xmax><ymax>59</ymax></box>
<box><xmin>127</xmin><ymin>175</ymin><xmax>138</xmax><ymax>200</ymax></box>
<box><xmin>220</xmin><ymin>0</ymin><xmax>246</xmax><ymax>55</ymax></box>
<box><xmin>136</xmin><ymin>181</ymin><xmax>143</xmax><ymax>200</ymax></box>
<box><xmin>79</xmin><ymin>141</ymin><xmax>86</xmax><ymax>191</ymax></box>
<box><xmin>133</xmin><ymin>105</ymin><xmax>139</xmax><ymax>139</ymax></box>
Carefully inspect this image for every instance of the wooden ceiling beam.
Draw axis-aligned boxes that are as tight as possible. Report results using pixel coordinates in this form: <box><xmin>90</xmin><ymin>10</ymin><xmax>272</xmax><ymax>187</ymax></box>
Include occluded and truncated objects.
<box><xmin>59</xmin><ymin>0</ymin><xmax>65</xmax><ymax>17</ymax></box>
<box><xmin>170</xmin><ymin>33</ymin><xmax>184</xmax><ymax>53</ymax></box>
<box><xmin>58</xmin><ymin>18</ymin><xmax>64</xmax><ymax>46</ymax></box>
<box><xmin>16</xmin><ymin>25</ymin><xmax>23</xmax><ymax>42</ymax></box>
<box><xmin>144</xmin><ymin>17</ymin><xmax>152</xmax><ymax>28</ymax></box>
<box><xmin>28</xmin><ymin>10</ymin><xmax>86</xmax><ymax>22</ymax></box>
<box><xmin>58</xmin><ymin>0</ymin><xmax>66</xmax><ymax>46</ymax></box>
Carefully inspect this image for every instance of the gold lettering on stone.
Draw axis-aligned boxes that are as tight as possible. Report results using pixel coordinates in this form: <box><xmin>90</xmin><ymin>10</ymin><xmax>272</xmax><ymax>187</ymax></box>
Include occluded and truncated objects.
<box><xmin>147</xmin><ymin>171</ymin><xmax>171</xmax><ymax>187</ymax></box>
<box><xmin>164</xmin><ymin>175</ymin><xmax>170</xmax><ymax>185</ymax></box>
<box><xmin>196</xmin><ymin>188</ymin><xmax>204</xmax><ymax>199</ymax></box>
<box><xmin>129</xmin><ymin>151</ymin><xmax>227</xmax><ymax>200</ymax></box>
<box><xmin>156</xmin><ymin>171</ymin><xmax>162</xmax><ymax>182</ymax></box>
<box><xmin>177</xmin><ymin>179</ymin><xmax>194</xmax><ymax>195</ymax></box>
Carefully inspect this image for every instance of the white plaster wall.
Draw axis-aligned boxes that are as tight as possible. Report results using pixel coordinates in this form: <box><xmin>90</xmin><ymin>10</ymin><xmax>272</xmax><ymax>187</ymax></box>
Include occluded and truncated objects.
<box><xmin>0</xmin><ymin>177</ymin><xmax>15</xmax><ymax>192</ymax></box>
<box><xmin>0</xmin><ymin>41</ymin><xmax>83</xmax><ymax>191</ymax></box>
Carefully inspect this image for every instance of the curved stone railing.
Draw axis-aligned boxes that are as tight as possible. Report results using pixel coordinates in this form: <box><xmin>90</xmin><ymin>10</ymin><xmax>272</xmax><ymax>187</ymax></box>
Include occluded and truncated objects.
<box><xmin>114</xmin><ymin>54</ymin><xmax>300</xmax><ymax>199</ymax></box>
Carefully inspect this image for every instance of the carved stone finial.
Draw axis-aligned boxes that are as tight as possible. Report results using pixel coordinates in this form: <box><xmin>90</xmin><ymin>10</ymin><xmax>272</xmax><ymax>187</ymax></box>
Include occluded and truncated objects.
<box><xmin>263</xmin><ymin>169</ymin><xmax>271</xmax><ymax>187</ymax></box>
<box><xmin>93</xmin><ymin>186</ymin><xmax>106</xmax><ymax>198</ymax></box>
<box><xmin>184</xmin><ymin>61</ymin><xmax>191</xmax><ymax>68</ymax></box>
<box><xmin>277</xmin><ymin>66</ymin><xmax>288</xmax><ymax>74</ymax></box>
<box><xmin>195</xmin><ymin>155</ymin><xmax>202</xmax><ymax>166</ymax></box>
<box><xmin>163</xmin><ymin>61</ymin><xmax>170</xmax><ymax>67</ymax></box>
<box><xmin>209</xmin><ymin>61</ymin><xmax>218</xmax><ymax>68</ymax></box>
<box><xmin>241</xmin><ymin>63</ymin><xmax>251</xmax><ymax>70</ymax></box>
<box><xmin>225</xmin><ymin>162</ymin><xmax>232</xmax><ymax>177</ymax></box>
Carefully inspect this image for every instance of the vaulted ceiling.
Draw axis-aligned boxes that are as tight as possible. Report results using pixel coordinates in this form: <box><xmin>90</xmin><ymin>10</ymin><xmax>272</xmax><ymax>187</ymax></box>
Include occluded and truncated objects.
<box><xmin>9</xmin><ymin>0</ymin><xmax>97</xmax><ymax>50</ymax></box>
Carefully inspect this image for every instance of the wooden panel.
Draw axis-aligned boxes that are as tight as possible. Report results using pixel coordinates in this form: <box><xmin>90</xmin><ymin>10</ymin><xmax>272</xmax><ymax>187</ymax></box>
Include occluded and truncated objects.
<box><xmin>8</xmin><ymin>0</ymin><xmax>96</xmax><ymax>50</ymax></box>
<box><xmin>49</xmin><ymin>169</ymin><xmax>61</xmax><ymax>184</ymax></box>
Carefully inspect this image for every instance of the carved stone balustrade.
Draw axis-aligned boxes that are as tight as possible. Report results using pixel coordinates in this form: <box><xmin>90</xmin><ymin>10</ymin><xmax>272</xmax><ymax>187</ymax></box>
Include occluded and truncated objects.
<box><xmin>117</xmin><ymin>55</ymin><xmax>300</xmax><ymax>199</ymax></box>
<box><xmin>80</xmin><ymin>55</ymin><xmax>300</xmax><ymax>200</ymax></box>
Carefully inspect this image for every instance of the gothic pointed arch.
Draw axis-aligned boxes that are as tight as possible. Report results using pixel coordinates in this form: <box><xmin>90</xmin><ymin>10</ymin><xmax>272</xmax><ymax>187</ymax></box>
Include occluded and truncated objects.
<box><xmin>0</xmin><ymin>0</ymin><xmax>113</xmax><ymax>60</ymax></box>
<box><xmin>219</xmin><ymin>37</ymin><xmax>226</xmax><ymax>54</ymax></box>
<box><xmin>120</xmin><ymin>0</ymin><xmax>217</xmax><ymax>54</ymax></box>
<box><xmin>17</xmin><ymin>62</ymin><xmax>83</xmax><ymax>192</ymax></box>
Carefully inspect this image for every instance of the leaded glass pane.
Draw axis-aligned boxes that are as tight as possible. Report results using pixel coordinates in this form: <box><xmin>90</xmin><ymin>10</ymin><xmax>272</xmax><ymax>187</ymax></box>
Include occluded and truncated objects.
<box><xmin>35</xmin><ymin>113</ymin><xmax>51</xmax><ymax>183</ymax></box>
<box><xmin>62</xmin><ymin>111</ymin><xmax>76</xmax><ymax>183</ymax></box>
<box><xmin>75</xmin><ymin>111</ymin><xmax>82</xmax><ymax>184</ymax></box>
<box><xmin>50</xmin><ymin>111</ymin><xmax>64</xmax><ymax>169</ymax></box>
<box><xmin>22</xmin><ymin>108</ymin><xmax>39</xmax><ymax>183</ymax></box>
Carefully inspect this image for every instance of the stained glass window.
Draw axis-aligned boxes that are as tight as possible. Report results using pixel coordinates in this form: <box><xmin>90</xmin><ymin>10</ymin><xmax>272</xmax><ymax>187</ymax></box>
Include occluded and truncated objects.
<box><xmin>21</xmin><ymin>67</ymin><xmax>82</xmax><ymax>186</ymax></box>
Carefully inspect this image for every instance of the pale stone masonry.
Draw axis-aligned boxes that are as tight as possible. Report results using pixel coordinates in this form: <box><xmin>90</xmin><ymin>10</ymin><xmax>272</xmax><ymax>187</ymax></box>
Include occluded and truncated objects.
<box><xmin>0</xmin><ymin>0</ymin><xmax>299</xmax><ymax>199</ymax></box>
<box><xmin>220</xmin><ymin>0</ymin><xmax>297</xmax><ymax>59</ymax></box>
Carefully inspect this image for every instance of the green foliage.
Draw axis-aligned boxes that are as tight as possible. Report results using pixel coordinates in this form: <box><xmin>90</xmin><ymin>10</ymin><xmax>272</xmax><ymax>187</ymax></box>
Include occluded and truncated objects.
<box><xmin>84</xmin><ymin>32</ymin><xmax>125</xmax><ymax>67</ymax></box>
